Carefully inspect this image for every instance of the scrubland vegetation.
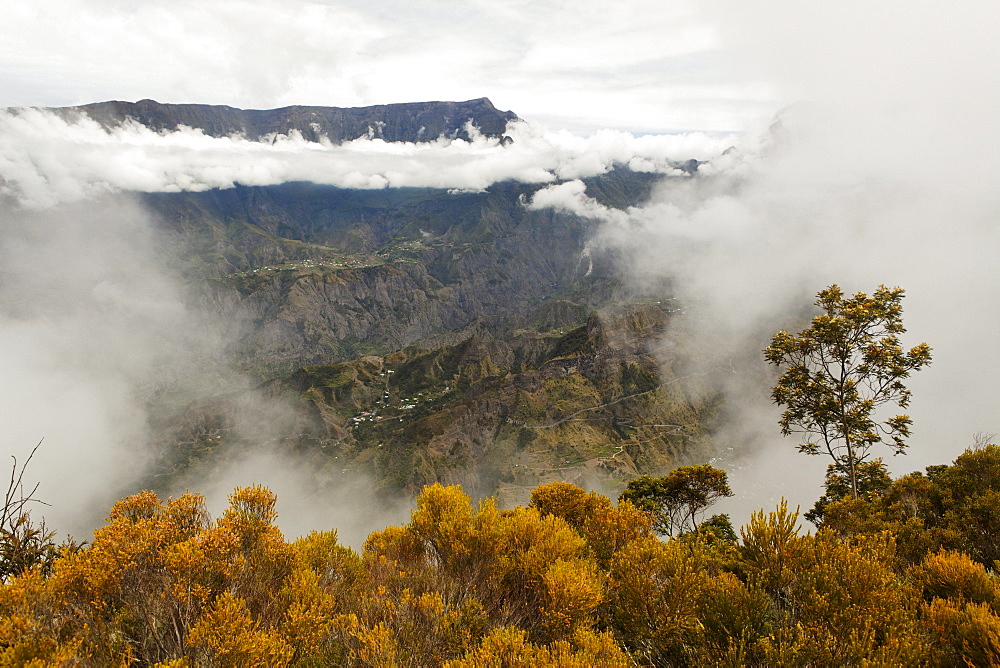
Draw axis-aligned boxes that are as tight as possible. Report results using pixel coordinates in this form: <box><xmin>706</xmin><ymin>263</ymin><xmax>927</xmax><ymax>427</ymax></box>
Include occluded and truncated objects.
<box><xmin>1</xmin><ymin>284</ymin><xmax>985</xmax><ymax>666</ymax></box>
<box><xmin>4</xmin><ymin>444</ymin><xmax>1000</xmax><ymax>666</ymax></box>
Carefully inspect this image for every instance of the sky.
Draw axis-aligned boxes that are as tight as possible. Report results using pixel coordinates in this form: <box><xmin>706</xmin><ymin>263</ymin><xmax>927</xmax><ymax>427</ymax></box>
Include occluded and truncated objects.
<box><xmin>0</xmin><ymin>0</ymin><xmax>776</xmax><ymax>134</ymax></box>
<box><xmin>1</xmin><ymin>0</ymin><xmax>999</xmax><ymax>536</ymax></box>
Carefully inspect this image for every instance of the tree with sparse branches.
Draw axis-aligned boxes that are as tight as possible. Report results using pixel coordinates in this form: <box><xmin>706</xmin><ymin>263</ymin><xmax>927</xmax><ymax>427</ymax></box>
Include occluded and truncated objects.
<box><xmin>0</xmin><ymin>440</ymin><xmax>59</xmax><ymax>580</ymax></box>
<box><xmin>765</xmin><ymin>285</ymin><xmax>932</xmax><ymax>499</ymax></box>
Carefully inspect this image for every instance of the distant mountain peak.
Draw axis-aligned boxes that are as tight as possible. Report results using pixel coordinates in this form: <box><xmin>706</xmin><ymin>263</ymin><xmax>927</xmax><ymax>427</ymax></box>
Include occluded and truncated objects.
<box><xmin>44</xmin><ymin>98</ymin><xmax>519</xmax><ymax>144</ymax></box>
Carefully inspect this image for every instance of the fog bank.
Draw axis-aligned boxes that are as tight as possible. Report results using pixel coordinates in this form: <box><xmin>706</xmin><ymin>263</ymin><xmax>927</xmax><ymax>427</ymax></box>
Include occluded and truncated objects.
<box><xmin>0</xmin><ymin>108</ymin><xmax>734</xmax><ymax>208</ymax></box>
<box><xmin>580</xmin><ymin>0</ymin><xmax>1000</xmax><ymax>523</ymax></box>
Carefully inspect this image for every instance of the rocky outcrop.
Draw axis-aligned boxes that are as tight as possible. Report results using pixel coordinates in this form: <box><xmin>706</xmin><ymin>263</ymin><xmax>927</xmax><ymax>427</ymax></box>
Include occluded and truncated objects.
<box><xmin>207</xmin><ymin>263</ymin><xmax>468</xmax><ymax>372</ymax></box>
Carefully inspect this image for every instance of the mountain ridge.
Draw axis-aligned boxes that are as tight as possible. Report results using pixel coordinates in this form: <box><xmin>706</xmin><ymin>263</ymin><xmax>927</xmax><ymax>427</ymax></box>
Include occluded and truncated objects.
<box><xmin>43</xmin><ymin>97</ymin><xmax>519</xmax><ymax>144</ymax></box>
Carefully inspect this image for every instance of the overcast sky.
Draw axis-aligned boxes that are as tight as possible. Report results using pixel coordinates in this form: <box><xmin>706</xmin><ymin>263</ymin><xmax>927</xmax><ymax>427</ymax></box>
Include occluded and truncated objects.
<box><xmin>0</xmin><ymin>0</ymin><xmax>782</xmax><ymax>134</ymax></box>
<box><xmin>5</xmin><ymin>1</ymin><xmax>997</xmax><ymax>135</ymax></box>
<box><xmin>2</xmin><ymin>0</ymin><xmax>999</xmax><ymax>533</ymax></box>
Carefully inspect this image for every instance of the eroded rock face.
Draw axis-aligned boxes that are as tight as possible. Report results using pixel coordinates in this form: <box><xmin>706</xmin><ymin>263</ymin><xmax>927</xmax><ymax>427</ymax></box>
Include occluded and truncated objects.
<box><xmin>146</xmin><ymin>180</ymin><xmax>618</xmax><ymax>375</ymax></box>
<box><xmin>48</xmin><ymin>97</ymin><xmax>519</xmax><ymax>143</ymax></box>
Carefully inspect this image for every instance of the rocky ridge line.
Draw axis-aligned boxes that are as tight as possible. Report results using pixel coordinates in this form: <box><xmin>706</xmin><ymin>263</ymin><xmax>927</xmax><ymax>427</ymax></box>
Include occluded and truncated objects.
<box><xmin>42</xmin><ymin>97</ymin><xmax>519</xmax><ymax>144</ymax></box>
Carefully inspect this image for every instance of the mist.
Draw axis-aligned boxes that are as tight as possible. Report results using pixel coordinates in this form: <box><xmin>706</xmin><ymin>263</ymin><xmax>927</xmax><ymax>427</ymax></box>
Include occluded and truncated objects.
<box><xmin>0</xmin><ymin>108</ymin><xmax>733</xmax><ymax>208</ymax></box>
<box><xmin>577</xmin><ymin>0</ymin><xmax>1000</xmax><ymax>524</ymax></box>
<box><xmin>0</xmin><ymin>106</ymin><xmax>738</xmax><ymax>540</ymax></box>
<box><xmin>0</xmin><ymin>195</ymin><xmax>408</xmax><ymax>545</ymax></box>
<box><xmin>3</xmin><ymin>0</ymin><xmax>998</xmax><ymax>537</ymax></box>
<box><xmin>0</xmin><ymin>197</ymin><xmax>211</xmax><ymax>535</ymax></box>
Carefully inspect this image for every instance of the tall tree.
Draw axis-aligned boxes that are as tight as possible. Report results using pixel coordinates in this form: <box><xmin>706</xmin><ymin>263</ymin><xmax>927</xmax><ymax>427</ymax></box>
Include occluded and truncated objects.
<box><xmin>765</xmin><ymin>285</ymin><xmax>932</xmax><ymax>498</ymax></box>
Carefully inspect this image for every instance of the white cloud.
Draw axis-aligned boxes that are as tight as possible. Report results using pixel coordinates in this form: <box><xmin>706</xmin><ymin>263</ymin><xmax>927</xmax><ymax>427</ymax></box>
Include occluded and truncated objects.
<box><xmin>0</xmin><ymin>108</ymin><xmax>736</xmax><ymax>207</ymax></box>
<box><xmin>0</xmin><ymin>190</ymin><xmax>417</xmax><ymax>541</ymax></box>
<box><xmin>1</xmin><ymin>0</ymin><xmax>997</xmax><ymax>536</ymax></box>
<box><xmin>0</xmin><ymin>1</ymin><xmax>380</xmax><ymax>109</ymax></box>
<box><xmin>0</xmin><ymin>0</ymin><xmax>768</xmax><ymax>133</ymax></box>
<box><xmin>0</xmin><ymin>197</ymin><xmax>232</xmax><ymax>536</ymax></box>
<box><xmin>527</xmin><ymin>180</ymin><xmax>632</xmax><ymax>224</ymax></box>
<box><xmin>0</xmin><ymin>97</ymin><xmax>734</xmax><ymax>538</ymax></box>
<box><xmin>587</xmin><ymin>0</ymin><xmax>1000</xmax><ymax>525</ymax></box>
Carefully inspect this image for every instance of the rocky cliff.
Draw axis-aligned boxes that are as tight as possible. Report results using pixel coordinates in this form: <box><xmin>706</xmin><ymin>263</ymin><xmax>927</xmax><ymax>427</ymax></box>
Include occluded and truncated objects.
<box><xmin>48</xmin><ymin>97</ymin><xmax>518</xmax><ymax>143</ymax></box>
<box><xmin>145</xmin><ymin>174</ymin><xmax>660</xmax><ymax>376</ymax></box>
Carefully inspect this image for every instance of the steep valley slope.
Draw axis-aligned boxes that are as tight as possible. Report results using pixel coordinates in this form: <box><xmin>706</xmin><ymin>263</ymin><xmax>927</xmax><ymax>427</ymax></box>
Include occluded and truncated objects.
<box><xmin>70</xmin><ymin>99</ymin><xmax>726</xmax><ymax>504</ymax></box>
<box><xmin>147</xmin><ymin>299</ymin><xmax>721</xmax><ymax>507</ymax></box>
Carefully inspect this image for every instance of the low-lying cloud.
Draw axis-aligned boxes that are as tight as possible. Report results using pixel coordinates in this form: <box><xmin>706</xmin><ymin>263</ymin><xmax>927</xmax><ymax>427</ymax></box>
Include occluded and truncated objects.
<box><xmin>535</xmin><ymin>104</ymin><xmax>1000</xmax><ymax>523</ymax></box>
<box><xmin>0</xmin><ymin>107</ymin><xmax>739</xmax><ymax>540</ymax></box>
<box><xmin>0</xmin><ymin>195</ymin><xmax>414</xmax><ymax>543</ymax></box>
<box><xmin>0</xmin><ymin>108</ymin><xmax>736</xmax><ymax>540</ymax></box>
<box><xmin>0</xmin><ymin>197</ymin><xmax>218</xmax><ymax>535</ymax></box>
<box><xmin>574</xmin><ymin>0</ymin><xmax>1000</xmax><ymax>523</ymax></box>
<box><xmin>0</xmin><ymin>108</ymin><xmax>735</xmax><ymax>208</ymax></box>
<box><xmin>5</xmin><ymin>4</ymin><xmax>999</xmax><ymax>537</ymax></box>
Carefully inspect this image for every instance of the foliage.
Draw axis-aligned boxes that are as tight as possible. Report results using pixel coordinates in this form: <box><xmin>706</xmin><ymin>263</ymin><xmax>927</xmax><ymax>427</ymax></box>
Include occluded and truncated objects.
<box><xmin>444</xmin><ymin>626</ymin><xmax>632</xmax><ymax>667</ymax></box>
<box><xmin>765</xmin><ymin>284</ymin><xmax>932</xmax><ymax>498</ymax></box>
<box><xmin>0</xmin><ymin>442</ymin><xmax>61</xmax><ymax>582</ymax></box>
<box><xmin>740</xmin><ymin>501</ymin><xmax>931</xmax><ymax>664</ymax></box>
<box><xmin>7</xmin><ymin>460</ymin><xmax>1000</xmax><ymax>664</ymax></box>
<box><xmin>529</xmin><ymin>481</ymin><xmax>652</xmax><ymax>567</ymax></box>
<box><xmin>805</xmin><ymin>458</ymin><xmax>893</xmax><ymax>526</ymax></box>
<box><xmin>823</xmin><ymin>443</ymin><xmax>1000</xmax><ymax>567</ymax></box>
<box><xmin>0</xmin><ymin>486</ymin><xmax>318</xmax><ymax>665</ymax></box>
<box><xmin>607</xmin><ymin>534</ymin><xmax>772</xmax><ymax>665</ymax></box>
<box><xmin>697</xmin><ymin>514</ymin><xmax>738</xmax><ymax>546</ymax></box>
<box><xmin>910</xmin><ymin>549</ymin><xmax>1000</xmax><ymax>608</ymax></box>
<box><xmin>619</xmin><ymin>464</ymin><xmax>733</xmax><ymax>537</ymax></box>
<box><xmin>924</xmin><ymin>599</ymin><xmax>1000</xmax><ymax>666</ymax></box>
